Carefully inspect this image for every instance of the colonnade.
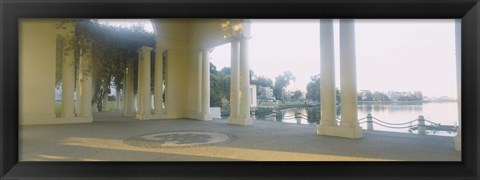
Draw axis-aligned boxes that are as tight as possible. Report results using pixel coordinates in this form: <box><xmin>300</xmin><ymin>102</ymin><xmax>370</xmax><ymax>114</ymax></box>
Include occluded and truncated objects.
<box><xmin>59</xmin><ymin>39</ymin><xmax>93</xmax><ymax>121</ymax></box>
<box><xmin>128</xmin><ymin>46</ymin><xmax>166</xmax><ymax>120</ymax></box>
<box><xmin>317</xmin><ymin>19</ymin><xmax>362</xmax><ymax>138</ymax></box>
<box><xmin>228</xmin><ymin>21</ymin><xmax>253</xmax><ymax>125</ymax></box>
<box><xmin>58</xmin><ymin>19</ymin><xmax>461</xmax><ymax>147</ymax></box>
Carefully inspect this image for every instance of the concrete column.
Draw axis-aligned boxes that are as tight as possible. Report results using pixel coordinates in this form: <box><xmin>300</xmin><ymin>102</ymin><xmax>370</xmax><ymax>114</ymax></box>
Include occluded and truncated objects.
<box><xmin>229</xmin><ymin>20</ymin><xmax>252</xmax><ymax>125</ymax></box>
<box><xmin>124</xmin><ymin>61</ymin><xmax>135</xmax><ymax>117</ymax></box>
<box><xmin>75</xmin><ymin>75</ymin><xmax>81</xmax><ymax>115</ymax></box>
<box><xmin>338</xmin><ymin>19</ymin><xmax>362</xmax><ymax>138</ymax></box>
<box><xmin>61</xmin><ymin>42</ymin><xmax>75</xmax><ymax>118</ymax></box>
<box><xmin>91</xmin><ymin>102</ymin><xmax>98</xmax><ymax>112</ymax></box>
<box><xmin>137</xmin><ymin>53</ymin><xmax>143</xmax><ymax>114</ymax></box>
<box><xmin>455</xmin><ymin>19</ymin><xmax>461</xmax><ymax>151</ymax></box>
<box><xmin>201</xmin><ymin>49</ymin><xmax>212</xmax><ymax>120</ymax></box>
<box><xmin>78</xmin><ymin>40</ymin><xmax>93</xmax><ymax>118</ymax></box>
<box><xmin>197</xmin><ymin>51</ymin><xmax>203</xmax><ymax>114</ymax></box>
<box><xmin>154</xmin><ymin>47</ymin><xmax>164</xmax><ymax>114</ymax></box>
<box><xmin>318</xmin><ymin>19</ymin><xmax>337</xmax><ymax>129</ymax></box>
<box><xmin>115</xmin><ymin>87</ymin><xmax>121</xmax><ymax>110</ymax></box>
<box><xmin>417</xmin><ymin>115</ymin><xmax>426</xmax><ymax>135</ymax></box>
<box><xmin>228</xmin><ymin>40</ymin><xmax>241</xmax><ymax>124</ymax></box>
<box><xmin>238</xmin><ymin>37</ymin><xmax>252</xmax><ymax>125</ymax></box>
<box><xmin>102</xmin><ymin>93</ymin><xmax>109</xmax><ymax>111</ymax></box>
<box><xmin>136</xmin><ymin>46</ymin><xmax>153</xmax><ymax>119</ymax></box>
<box><xmin>366</xmin><ymin>113</ymin><xmax>374</xmax><ymax>131</ymax></box>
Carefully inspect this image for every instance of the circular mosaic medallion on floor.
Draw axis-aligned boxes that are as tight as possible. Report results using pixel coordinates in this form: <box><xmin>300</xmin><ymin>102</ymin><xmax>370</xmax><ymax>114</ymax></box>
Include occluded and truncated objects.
<box><xmin>124</xmin><ymin>131</ymin><xmax>235</xmax><ymax>148</ymax></box>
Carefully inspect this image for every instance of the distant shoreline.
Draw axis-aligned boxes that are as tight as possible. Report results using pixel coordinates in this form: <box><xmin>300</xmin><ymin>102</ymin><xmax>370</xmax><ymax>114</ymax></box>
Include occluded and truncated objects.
<box><xmin>357</xmin><ymin>100</ymin><xmax>457</xmax><ymax>103</ymax></box>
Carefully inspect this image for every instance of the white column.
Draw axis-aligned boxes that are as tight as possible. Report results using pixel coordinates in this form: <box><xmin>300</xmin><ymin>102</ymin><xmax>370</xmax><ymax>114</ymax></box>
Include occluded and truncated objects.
<box><xmin>115</xmin><ymin>87</ymin><xmax>121</xmax><ymax>110</ymax></box>
<box><xmin>75</xmin><ymin>74</ymin><xmax>81</xmax><ymax>115</ymax></box>
<box><xmin>137</xmin><ymin>54</ymin><xmax>143</xmax><ymax>114</ymax></box>
<box><xmin>154</xmin><ymin>47</ymin><xmax>164</xmax><ymax>115</ymax></box>
<box><xmin>92</xmin><ymin>102</ymin><xmax>98</xmax><ymax>112</ymax></box>
<box><xmin>61</xmin><ymin>42</ymin><xmax>75</xmax><ymax>118</ymax></box>
<box><xmin>124</xmin><ymin>61</ymin><xmax>135</xmax><ymax>117</ymax></box>
<box><xmin>197</xmin><ymin>51</ymin><xmax>203</xmax><ymax>114</ymax></box>
<box><xmin>317</xmin><ymin>19</ymin><xmax>337</xmax><ymax>134</ymax></box>
<box><xmin>78</xmin><ymin>40</ymin><xmax>93</xmax><ymax>119</ymax></box>
<box><xmin>455</xmin><ymin>19</ymin><xmax>461</xmax><ymax>151</ymax></box>
<box><xmin>201</xmin><ymin>49</ymin><xmax>212</xmax><ymax>120</ymax></box>
<box><xmin>228</xmin><ymin>40</ymin><xmax>241</xmax><ymax>124</ymax></box>
<box><xmin>102</xmin><ymin>93</ymin><xmax>109</xmax><ymax>111</ymax></box>
<box><xmin>238</xmin><ymin>37</ymin><xmax>252</xmax><ymax>125</ymax></box>
<box><xmin>338</xmin><ymin>19</ymin><xmax>362</xmax><ymax>138</ymax></box>
<box><xmin>136</xmin><ymin>46</ymin><xmax>152</xmax><ymax>119</ymax></box>
<box><xmin>228</xmin><ymin>20</ymin><xmax>252</xmax><ymax>125</ymax></box>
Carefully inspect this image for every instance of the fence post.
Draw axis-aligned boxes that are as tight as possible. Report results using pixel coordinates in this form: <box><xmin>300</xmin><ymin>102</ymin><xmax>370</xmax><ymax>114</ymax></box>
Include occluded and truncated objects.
<box><xmin>295</xmin><ymin>113</ymin><xmax>301</xmax><ymax>124</ymax></box>
<box><xmin>418</xmin><ymin>115</ymin><xmax>426</xmax><ymax>135</ymax></box>
<box><xmin>367</xmin><ymin>113</ymin><xmax>374</xmax><ymax>131</ymax></box>
<box><xmin>272</xmin><ymin>110</ymin><xmax>277</xmax><ymax>121</ymax></box>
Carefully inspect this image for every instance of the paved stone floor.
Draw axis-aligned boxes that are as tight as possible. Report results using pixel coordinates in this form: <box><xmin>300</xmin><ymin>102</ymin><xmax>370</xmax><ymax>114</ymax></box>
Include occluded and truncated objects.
<box><xmin>19</xmin><ymin>110</ymin><xmax>461</xmax><ymax>161</ymax></box>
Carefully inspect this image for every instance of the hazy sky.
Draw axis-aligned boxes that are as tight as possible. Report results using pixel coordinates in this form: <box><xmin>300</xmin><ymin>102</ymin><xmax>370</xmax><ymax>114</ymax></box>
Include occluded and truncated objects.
<box><xmin>211</xmin><ymin>19</ymin><xmax>458</xmax><ymax>98</ymax></box>
<box><xmin>100</xmin><ymin>19</ymin><xmax>458</xmax><ymax>98</ymax></box>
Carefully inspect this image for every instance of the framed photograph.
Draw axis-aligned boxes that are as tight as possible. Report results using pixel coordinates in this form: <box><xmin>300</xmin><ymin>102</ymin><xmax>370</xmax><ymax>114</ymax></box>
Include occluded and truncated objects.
<box><xmin>1</xmin><ymin>0</ymin><xmax>479</xmax><ymax>179</ymax></box>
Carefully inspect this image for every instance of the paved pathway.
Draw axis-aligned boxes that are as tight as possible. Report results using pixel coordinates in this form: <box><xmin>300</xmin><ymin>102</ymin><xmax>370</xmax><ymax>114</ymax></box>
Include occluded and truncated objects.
<box><xmin>19</xmin><ymin>110</ymin><xmax>461</xmax><ymax>161</ymax></box>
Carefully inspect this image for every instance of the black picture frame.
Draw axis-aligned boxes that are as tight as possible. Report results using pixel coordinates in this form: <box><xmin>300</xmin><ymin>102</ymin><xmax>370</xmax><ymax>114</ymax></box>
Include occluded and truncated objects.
<box><xmin>1</xmin><ymin>0</ymin><xmax>479</xmax><ymax>179</ymax></box>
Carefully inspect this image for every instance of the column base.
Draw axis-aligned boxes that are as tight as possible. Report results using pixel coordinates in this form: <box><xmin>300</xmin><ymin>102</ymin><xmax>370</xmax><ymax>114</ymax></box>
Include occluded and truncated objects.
<box><xmin>317</xmin><ymin>125</ymin><xmax>363</xmax><ymax>138</ymax></box>
<box><xmin>153</xmin><ymin>110</ymin><xmax>163</xmax><ymax>115</ymax></box>
<box><xmin>200</xmin><ymin>114</ymin><xmax>212</xmax><ymax>121</ymax></box>
<box><xmin>228</xmin><ymin>117</ymin><xmax>252</xmax><ymax>125</ymax></box>
<box><xmin>455</xmin><ymin>134</ymin><xmax>461</xmax><ymax>151</ymax></box>
<box><xmin>61</xmin><ymin>113</ymin><xmax>75</xmax><ymax>119</ymax></box>
<box><xmin>135</xmin><ymin>113</ymin><xmax>151</xmax><ymax>120</ymax></box>
<box><xmin>124</xmin><ymin>111</ymin><xmax>135</xmax><ymax>117</ymax></box>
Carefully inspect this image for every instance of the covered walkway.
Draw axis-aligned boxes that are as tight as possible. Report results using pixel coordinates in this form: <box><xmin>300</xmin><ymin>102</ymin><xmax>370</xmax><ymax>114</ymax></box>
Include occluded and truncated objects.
<box><xmin>20</xmin><ymin>111</ymin><xmax>460</xmax><ymax>161</ymax></box>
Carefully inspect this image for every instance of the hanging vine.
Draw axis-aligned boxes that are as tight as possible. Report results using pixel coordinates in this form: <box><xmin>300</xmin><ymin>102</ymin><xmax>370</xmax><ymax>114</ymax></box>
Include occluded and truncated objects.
<box><xmin>56</xmin><ymin>19</ymin><xmax>155</xmax><ymax>111</ymax></box>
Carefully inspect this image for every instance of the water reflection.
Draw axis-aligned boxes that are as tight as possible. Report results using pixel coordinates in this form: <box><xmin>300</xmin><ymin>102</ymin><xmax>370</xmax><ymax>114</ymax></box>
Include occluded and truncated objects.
<box><xmin>254</xmin><ymin>106</ymin><xmax>322</xmax><ymax>125</ymax></box>
<box><xmin>250</xmin><ymin>102</ymin><xmax>458</xmax><ymax>137</ymax></box>
<box><xmin>357</xmin><ymin>102</ymin><xmax>424</xmax><ymax>114</ymax></box>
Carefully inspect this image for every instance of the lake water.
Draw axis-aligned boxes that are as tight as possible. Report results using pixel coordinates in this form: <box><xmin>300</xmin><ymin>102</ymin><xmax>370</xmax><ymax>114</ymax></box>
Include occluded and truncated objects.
<box><xmin>253</xmin><ymin>102</ymin><xmax>459</xmax><ymax>136</ymax></box>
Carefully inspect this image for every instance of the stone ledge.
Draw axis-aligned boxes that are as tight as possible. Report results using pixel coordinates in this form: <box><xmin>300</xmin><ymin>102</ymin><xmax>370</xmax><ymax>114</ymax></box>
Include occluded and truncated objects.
<box><xmin>317</xmin><ymin>125</ymin><xmax>363</xmax><ymax>138</ymax></box>
<box><xmin>228</xmin><ymin>117</ymin><xmax>253</xmax><ymax>125</ymax></box>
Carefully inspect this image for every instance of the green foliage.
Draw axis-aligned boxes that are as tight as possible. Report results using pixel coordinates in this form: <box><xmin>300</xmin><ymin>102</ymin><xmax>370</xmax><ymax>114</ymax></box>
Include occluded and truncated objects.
<box><xmin>210</xmin><ymin>64</ymin><xmax>231</xmax><ymax>107</ymax></box>
<box><xmin>251</xmin><ymin>76</ymin><xmax>273</xmax><ymax>100</ymax></box>
<box><xmin>373</xmin><ymin>91</ymin><xmax>391</xmax><ymax>101</ymax></box>
<box><xmin>292</xmin><ymin>90</ymin><xmax>303</xmax><ymax>100</ymax></box>
<box><xmin>253</xmin><ymin>76</ymin><xmax>273</xmax><ymax>88</ymax></box>
<box><xmin>357</xmin><ymin>90</ymin><xmax>391</xmax><ymax>102</ymax></box>
<box><xmin>56</xmin><ymin>19</ymin><xmax>155</xmax><ymax>110</ymax></box>
<box><xmin>305</xmin><ymin>74</ymin><xmax>340</xmax><ymax>104</ymax></box>
<box><xmin>306</xmin><ymin>74</ymin><xmax>321</xmax><ymax>102</ymax></box>
<box><xmin>273</xmin><ymin>71</ymin><xmax>295</xmax><ymax>100</ymax></box>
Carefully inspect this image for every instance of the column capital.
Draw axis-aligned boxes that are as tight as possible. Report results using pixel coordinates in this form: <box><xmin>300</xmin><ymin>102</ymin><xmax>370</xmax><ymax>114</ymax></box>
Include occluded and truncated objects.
<box><xmin>222</xmin><ymin>19</ymin><xmax>252</xmax><ymax>41</ymax></box>
<box><xmin>138</xmin><ymin>46</ymin><xmax>153</xmax><ymax>53</ymax></box>
<box><xmin>154</xmin><ymin>46</ymin><xmax>163</xmax><ymax>53</ymax></box>
<box><xmin>199</xmin><ymin>47</ymin><xmax>213</xmax><ymax>53</ymax></box>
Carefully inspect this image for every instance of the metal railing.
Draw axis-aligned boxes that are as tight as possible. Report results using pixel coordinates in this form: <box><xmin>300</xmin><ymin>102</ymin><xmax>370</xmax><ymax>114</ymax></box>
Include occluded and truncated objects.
<box><xmin>362</xmin><ymin>113</ymin><xmax>458</xmax><ymax>135</ymax></box>
<box><xmin>253</xmin><ymin>111</ymin><xmax>458</xmax><ymax>135</ymax></box>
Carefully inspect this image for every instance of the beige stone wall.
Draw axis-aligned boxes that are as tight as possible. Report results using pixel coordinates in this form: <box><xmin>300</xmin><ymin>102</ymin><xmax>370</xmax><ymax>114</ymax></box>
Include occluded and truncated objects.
<box><xmin>152</xmin><ymin>19</ymin><xmax>232</xmax><ymax>120</ymax></box>
<box><xmin>189</xmin><ymin>19</ymin><xmax>229</xmax><ymax>49</ymax></box>
<box><xmin>19</xmin><ymin>19</ymin><xmax>58</xmax><ymax>125</ymax></box>
<box><xmin>152</xmin><ymin>19</ymin><xmax>190</xmax><ymax>119</ymax></box>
